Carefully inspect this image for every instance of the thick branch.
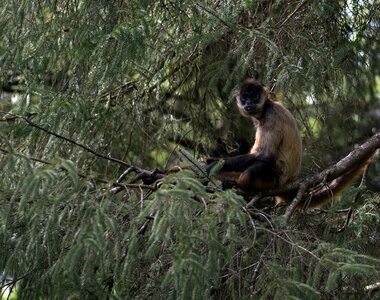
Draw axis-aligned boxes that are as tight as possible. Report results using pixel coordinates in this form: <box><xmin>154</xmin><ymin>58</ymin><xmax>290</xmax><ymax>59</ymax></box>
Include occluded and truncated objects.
<box><xmin>247</xmin><ymin>132</ymin><xmax>380</xmax><ymax>206</ymax></box>
<box><xmin>316</xmin><ymin>132</ymin><xmax>380</xmax><ymax>182</ymax></box>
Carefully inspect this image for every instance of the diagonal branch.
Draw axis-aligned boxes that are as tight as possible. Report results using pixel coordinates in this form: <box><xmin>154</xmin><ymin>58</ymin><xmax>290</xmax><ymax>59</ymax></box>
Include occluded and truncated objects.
<box><xmin>0</xmin><ymin>111</ymin><xmax>131</xmax><ymax>167</ymax></box>
<box><xmin>246</xmin><ymin>132</ymin><xmax>380</xmax><ymax>210</ymax></box>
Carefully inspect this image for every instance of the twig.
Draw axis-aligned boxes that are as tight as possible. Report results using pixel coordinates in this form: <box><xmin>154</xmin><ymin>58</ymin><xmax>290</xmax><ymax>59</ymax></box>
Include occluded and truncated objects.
<box><xmin>249</xmin><ymin>238</ymin><xmax>274</xmax><ymax>295</ymax></box>
<box><xmin>335</xmin><ymin>207</ymin><xmax>353</xmax><ymax>233</ymax></box>
<box><xmin>137</xmin><ymin>214</ymin><xmax>155</xmax><ymax>235</ymax></box>
<box><xmin>1</xmin><ymin>111</ymin><xmax>167</xmax><ymax>185</ymax></box>
<box><xmin>0</xmin><ymin>147</ymin><xmax>51</xmax><ymax>165</ymax></box>
<box><xmin>0</xmin><ymin>111</ymin><xmax>131</xmax><ymax>167</ymax></box>
<box><xmin>365</xmin><ymin>282</ymin><xmax>380</xmax><ymax>291</ymax></box>
<box><xmin>116</xmin><ymin>166</ymin><xmax>138</xmax><ymax>183</ymax></box>
<box><xmin>0</xmin><ymin>147</ymin><xmax>109</xmax><ymax>183</ymax></box>
<box><xmin>127</xmin><ymin>169</ymin><xmax>165</xmax><ymax>184</ymax></box>
<box><xmin>195</xmin><ymin>3</ymin><xmax>236</xmax><ymax>30</ymax></box>
<box><xmin>283</xmin><ymin>182</ymin><xmax>308</xmax><ymax>222</ymax></box>
<box><xmin>278</xmin><ymin>0</ymin><xmax>307</xmax><ymax>26</ymax></box>
<box><xmin>246</xmin><ymin>193</ymin><xmax>264</xmax><ymax>208</ymax></box>
<box><xmin>359</xmin><ymin>163</ymin><xmax>370</xmax><ymax>187</ymax></box>
<box><xmin>113</xmin><ymin>182</ymin><xmax>158</xmax><ymax>191</ymax></box>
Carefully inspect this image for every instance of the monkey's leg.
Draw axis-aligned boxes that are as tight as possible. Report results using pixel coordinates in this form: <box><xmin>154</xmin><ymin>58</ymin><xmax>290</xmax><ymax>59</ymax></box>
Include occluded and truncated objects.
<box><xmin>236</xmin><ymin>156</ymin><xmax>277</xmax><ymax>190</ymax></box>
<box><xmin>206</xmin><ymin>153</ymin><xmax>258</xmax><ymax>174</ymax></box>
<box><xmin>206</xmin><ymin>155</ymin><xmax>256</xmax><ymax>189</ymax></box>
<box><xmin>207</xmin><ymin>154</ymin><xmax>276</xmax><ymax>190</ymax></box>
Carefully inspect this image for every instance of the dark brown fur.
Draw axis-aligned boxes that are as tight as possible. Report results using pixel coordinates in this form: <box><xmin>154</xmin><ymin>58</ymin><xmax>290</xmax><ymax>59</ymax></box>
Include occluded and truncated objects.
<box><xmin>207</xmin><ymin>79</ymin><xmax>302</xmax><ymax>193</ymax></box>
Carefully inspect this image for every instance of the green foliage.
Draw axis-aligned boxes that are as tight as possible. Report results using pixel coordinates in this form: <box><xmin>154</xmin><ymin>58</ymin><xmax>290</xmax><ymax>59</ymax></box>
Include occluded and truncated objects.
<box><xmin>1</xmin><ymin>164</ymin><xmax>379</xmax><ymax>299</ymax></box>
<box><xmin>1</xmin><ymin>0</ymin><xmax>380</xmax><ymax>299</ymax></box>
<box><xmin>208</xmin><ymin>160</ymin><xmax>225</xmax><ymax>178</ymax></box>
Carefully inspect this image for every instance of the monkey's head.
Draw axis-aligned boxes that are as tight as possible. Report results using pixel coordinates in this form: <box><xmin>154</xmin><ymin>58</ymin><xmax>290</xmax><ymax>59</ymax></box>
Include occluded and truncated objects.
<box><xmin>236</xmin><ymin>79</ymin><xmax>267</xmax><ymax>119</ymax></box>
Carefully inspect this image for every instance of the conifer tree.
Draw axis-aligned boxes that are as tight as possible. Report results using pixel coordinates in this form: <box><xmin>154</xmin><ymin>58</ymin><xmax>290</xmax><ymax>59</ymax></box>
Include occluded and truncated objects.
<box><xmin>1</xmin><ymin>1</ymin><xmax>379</xmax><ymax>299</ymax></box>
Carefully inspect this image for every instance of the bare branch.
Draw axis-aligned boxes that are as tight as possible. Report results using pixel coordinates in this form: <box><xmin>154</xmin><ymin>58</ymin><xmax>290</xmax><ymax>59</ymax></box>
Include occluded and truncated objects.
<box><xmin>0</xmin><ymin>111</ymin><xmax>131</xmax><ymax>167</ymax></box>
<box><xmin>0</xmin><ymin>147</ymin><xmax>51</xmax><ymax>165</ymax></box>
<box><xmin>283</xmin><ymin>182</ymin><xmax>309</xmax><ymax>222</ymax></box>
<box><xmin>0</xmin><ymin>146</ymin><xmax>109</xmax><ymax>184</ymax></box>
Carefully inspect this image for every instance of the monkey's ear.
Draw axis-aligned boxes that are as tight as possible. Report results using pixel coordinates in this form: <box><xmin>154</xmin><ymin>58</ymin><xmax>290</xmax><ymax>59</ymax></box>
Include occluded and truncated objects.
<box><xmin>261</xmin><ymin>86</ymin><xmax>270</xmax><ymax>100</ymax></box>
<box><xmin>232</xmin><ymin>89</ymin><xmax>240</xmax><ymax>98</ymax></box>
<box><xmin>247</xmin><ymin>68</ymin><xmax>260</xmax><ymax>81</ymax></box>
<box><xmin>262</xmin><ymin>86</ymin><xmax>270</xmax><ymax>93</ymax></box>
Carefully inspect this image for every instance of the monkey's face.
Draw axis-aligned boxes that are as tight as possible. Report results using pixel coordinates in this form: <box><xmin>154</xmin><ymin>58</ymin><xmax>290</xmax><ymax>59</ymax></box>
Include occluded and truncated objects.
<box><xmin>236</xmin><ymin>81</ymin><xmax>266</xmax><ymax>118</ymax></box>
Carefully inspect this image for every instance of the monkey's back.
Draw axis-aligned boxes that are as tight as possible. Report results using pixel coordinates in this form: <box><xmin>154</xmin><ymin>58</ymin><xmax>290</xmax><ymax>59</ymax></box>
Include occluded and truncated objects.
<box><xmin>251</xmin><ymin>100</ymin><xmax>302</xmax><ymax>185</ymax></box>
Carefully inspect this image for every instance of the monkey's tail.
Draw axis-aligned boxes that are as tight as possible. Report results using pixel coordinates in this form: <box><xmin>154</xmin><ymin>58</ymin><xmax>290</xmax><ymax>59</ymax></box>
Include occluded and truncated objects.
<box><xmin>277</xmin><ymin>155</ymin><xmax>374</xmax><ymax>209</ymax></box>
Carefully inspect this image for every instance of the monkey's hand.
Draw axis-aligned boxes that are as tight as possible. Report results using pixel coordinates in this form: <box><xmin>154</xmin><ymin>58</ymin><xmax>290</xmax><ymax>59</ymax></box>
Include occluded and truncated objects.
<box><xmin>205</xmin><ymin>157</ymin><xmax>219</xmax><ymax>165</ymax></box>
<box><xmin>142</xmin><ymin>168</ymin><xmax>165</xmax><ymax>185</ymax></box>
<box><xmin>205</xmin><ymin>157</ymin><xmax>224</xmax><ymax>175</ymax></box>
<box><xmin>221</xmin><ymin>180</ymin><xmax>236</xmax><ymax>190</ymax></box>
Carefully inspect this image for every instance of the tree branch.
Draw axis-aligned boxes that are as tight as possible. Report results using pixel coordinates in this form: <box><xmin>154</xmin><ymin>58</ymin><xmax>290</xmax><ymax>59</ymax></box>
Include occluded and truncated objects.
<box><xmin>247</xmin><ymin>132</ymin><xmax>380</xmax><ymax>209</ymax></box>
<box><xmin>0</xmin><ymin>111</ymin><xmax>131</xmax><ymax>167</ymax></box>
<box><xmin>2</xmin><ymin>111</ymin><xmax>379</xmax><ymax>217</ymax></box>
<box><xmin>0</xmin><ymin>111</ymin><xmax>166</xmax><ymax>189</ymax></box>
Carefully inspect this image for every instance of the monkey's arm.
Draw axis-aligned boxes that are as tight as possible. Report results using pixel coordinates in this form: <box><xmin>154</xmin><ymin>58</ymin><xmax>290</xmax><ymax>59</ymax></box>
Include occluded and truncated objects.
<box><xmin>206</xmin><ymin>153</ymin><xmax>259</xmax><ymax>173</ymax></box>
<box><xmin>206</xmin><ymin>152</ymin><xmax>276</xmax><ymax>174</ymax></box>
<box><xmin>206</xmin><ymin>153</ymin><xmax>277</xmax><ymax>190</ymax></box>
<box><xmin>206</xmin><ymin>123</ymin><xmax>280</xmax><ymax>174</ymax></box>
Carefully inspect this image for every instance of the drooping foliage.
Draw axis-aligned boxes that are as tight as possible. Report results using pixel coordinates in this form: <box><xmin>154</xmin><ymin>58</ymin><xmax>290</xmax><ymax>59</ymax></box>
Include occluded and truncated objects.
<box><xmin>0</xmin><ymin>0</ymin><xmax>379</xmax><ymax>299</ymax></box>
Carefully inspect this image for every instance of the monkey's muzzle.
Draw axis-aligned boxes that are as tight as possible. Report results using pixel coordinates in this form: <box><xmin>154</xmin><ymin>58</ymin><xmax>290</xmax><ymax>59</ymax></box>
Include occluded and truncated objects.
<box><xmin>244</xmin><ymin>105</ymin><xmax>256</xmax><ymax>113</ymax></box>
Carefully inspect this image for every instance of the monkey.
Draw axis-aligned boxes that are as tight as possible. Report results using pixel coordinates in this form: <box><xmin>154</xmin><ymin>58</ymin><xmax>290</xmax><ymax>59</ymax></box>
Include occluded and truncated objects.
<box><xmin>206</xmin><ymin>79</ymin><xmax>302</xmax><ymax>192</ymax></box>
<box><xmin>138</xmin><ymin>78</ymin><xmax>373</xmax><ymax>208</ymax></box>
<box><xmin>206</xmin><ymin>79</ymin><xmax>372</xmax><ymax>209</ymax></box>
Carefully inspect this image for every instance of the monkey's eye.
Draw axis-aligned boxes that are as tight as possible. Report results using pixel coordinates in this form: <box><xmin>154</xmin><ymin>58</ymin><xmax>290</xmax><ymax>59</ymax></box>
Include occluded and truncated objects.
<box><xmin>240</xmin><ymin>96</ymin><xmax>249</xmax><ymax>103</ymax></box>
<box><xmin>240</xmin><ymin>85</ymin><xmax>261</xmax><ymax>103</ymax></box>
<box><xmin>240</xmin><ymin>92</ymin><xmax>259</xmax><ymax>104</ymax></box>
<box><xmin>251</xmin><ymin>93</ymin><xmax>260</xmax><ymax>102</ymax></box>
